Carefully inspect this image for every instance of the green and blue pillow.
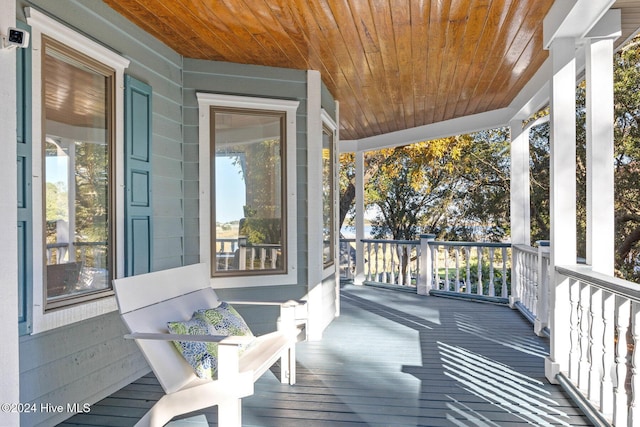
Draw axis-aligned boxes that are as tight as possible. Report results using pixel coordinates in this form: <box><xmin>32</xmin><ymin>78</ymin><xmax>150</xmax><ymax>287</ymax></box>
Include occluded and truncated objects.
<box><xmin>167</xmin><ymin>302</ymin><xmax>254</xmax><ymax>379</ymax></box>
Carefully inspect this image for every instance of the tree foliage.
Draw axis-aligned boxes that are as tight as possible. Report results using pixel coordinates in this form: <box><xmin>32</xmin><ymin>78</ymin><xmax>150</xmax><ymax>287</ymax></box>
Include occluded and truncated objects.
<box><xmin>338</xmin><ymin>35</ymin><xmax>640</xmax><ymax>282</ymax></box>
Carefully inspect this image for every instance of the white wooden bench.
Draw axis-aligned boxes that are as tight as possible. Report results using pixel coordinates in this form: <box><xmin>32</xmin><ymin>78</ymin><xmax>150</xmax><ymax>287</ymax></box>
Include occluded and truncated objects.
<box><xmin>113</xmin><ymin>263</ymin><xmax>302</xmax><ymax>427</ymax></box>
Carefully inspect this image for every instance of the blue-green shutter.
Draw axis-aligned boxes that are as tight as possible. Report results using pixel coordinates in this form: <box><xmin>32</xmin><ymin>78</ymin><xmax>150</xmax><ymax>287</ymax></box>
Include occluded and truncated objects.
<box><xmin>17</xmin><ymin>21</ymin><xmax>32</xmax><ymax>335</ymax></box>
<box><xmin>124</xmin><ymin>75</ymin><xmax>153</xmax><ymax>276</ymax></box>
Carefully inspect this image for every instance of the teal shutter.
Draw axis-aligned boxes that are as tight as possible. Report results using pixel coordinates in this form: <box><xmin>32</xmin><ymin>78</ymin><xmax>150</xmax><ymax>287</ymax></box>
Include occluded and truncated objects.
<box><xmin>17</xmin><ymin>21</ymin><xmax>32</xmax><ymax>335</ymax></box>
<box><xmin>124</xmin><ymin>76</ymin><xmax>153</xmax><ymax>276</ymax></box>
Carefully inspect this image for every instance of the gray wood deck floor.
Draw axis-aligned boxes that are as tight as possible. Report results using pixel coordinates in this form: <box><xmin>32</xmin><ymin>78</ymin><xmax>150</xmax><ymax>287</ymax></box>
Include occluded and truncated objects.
<box><xmin>60</xmin><ymin>284</ymin><xmax>591</xmax><ymax>427</ymax></box>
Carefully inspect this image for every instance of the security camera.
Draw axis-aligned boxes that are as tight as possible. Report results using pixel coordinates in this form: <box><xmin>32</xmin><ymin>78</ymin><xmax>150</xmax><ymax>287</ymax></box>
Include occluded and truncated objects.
<box><xmin>2</xmin><ymin>27</ymin><xmax>30</xmax><ymax>49</ymax></box>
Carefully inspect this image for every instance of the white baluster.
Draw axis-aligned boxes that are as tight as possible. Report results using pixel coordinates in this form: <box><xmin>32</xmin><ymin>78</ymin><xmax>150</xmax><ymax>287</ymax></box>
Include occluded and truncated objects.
<box><xmin>454</xmin><ymin>247</ymin><xmax>460</xmax><ymax>293</ymax></box>
<box><xmin>600</xmin><ymin>290</ymin><xmax>615</xmax><ymax>418</ymax></box>
<box><xmin>588</xmin><ymin>287</ymin><xmax>603</xmax><ymax>403</ymax></box>
<box><xmin>374</xmin><ymin>243</ymin><xmax>380</xmax><ymax>282</ymax></box>
<box><xmin>389</xmin><ymin>242</ymin><xmax>396</xmax><ymax>285</ymax></box>
<box><xmin>414</xmin><ymin>244</ymin><xmax>420</xmax><ymax>288</ymax></box>
<box><xmin>465</xmin><ymin>247</ymin><xmax>471</xmax><ymax>294</ymax></box>
<box><xmin>444</xmin><ymin>248</ymin><xmax>450</xmax><ymax>291</ymax></box>
<box><xmin>259</xmin><ymin>248</ymin><xmax>266</xmax><ymax>269</ymax></box>
<box><xmin>249</xmin><ymin>248</ymin><xmax>256</xmax><ymax>270</ymax></box>
<box><xmin>405</xmin><ymin>244</ymin><xmax>412</xmax><ymax>286</ymax></box>
<box><xmin>365</xmin><ymin>242</ymin><xmax>373</xmax><ymax>282</ymax></box>
<box><xmin>629</xmin><ymin>301</ymin><xmax>640</xmax><ymax>426</ymax></box>
<box><xmin>568</xmin><ymin>279</ymin><xmax>580</xmax><ymax>382</ymax></box>
<box><xmin>488</xmin><ymin>247</ymin><xmax>495</xmax><ymax>296</ymax></box>
<box><xmin>433</xmin><ymin>245</ymin><xmax>440</xmax><ymax>290</ymax></box>
<box><xmin>476</xmin><ymin>247</ymin><xmax>483</xmax><ymax>295</ymax></box>
<box><xmin>381</xmin><ymin>242</ymin><xmax>388</xmax><ymax>283</ymax></box>
<box><xmin>578</xmin><ymin>282</ymin><xmax>591</xmax><ymax>391</ymax></box>
<box><xmin>501</xmin><ymin>247</ymin><xmax>508</xmax><ymax>298</ymax></box>
<box><xmin>613</xmin><ymin>296</ymin><xmax>630</xmax><ymax>427</ymax></box>
<box><xmin>239</xmin><ymin>246</ymin><xmax>247</xmax><ymax>270</ymax></box>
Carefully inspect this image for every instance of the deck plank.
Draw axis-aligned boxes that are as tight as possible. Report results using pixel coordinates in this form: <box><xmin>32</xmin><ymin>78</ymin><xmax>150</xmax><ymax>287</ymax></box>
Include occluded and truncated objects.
<box><xmin>60</xmin><ymin>284</ymin><xmax>591</xmax><ymax>426</ymax></box>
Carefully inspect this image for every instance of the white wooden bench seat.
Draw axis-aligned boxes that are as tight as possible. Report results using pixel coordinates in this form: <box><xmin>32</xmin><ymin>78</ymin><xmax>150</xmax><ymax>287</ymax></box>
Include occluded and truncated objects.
<box><xmin>113</xmin><ymin>263</ymin><xmax>302</xmax><ymax>427</ymax></box>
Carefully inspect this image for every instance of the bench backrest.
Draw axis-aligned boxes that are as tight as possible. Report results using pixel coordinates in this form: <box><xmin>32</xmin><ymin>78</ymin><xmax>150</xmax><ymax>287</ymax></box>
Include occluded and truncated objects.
<box><xmin>113</xmin><ymin>263</ymin><xmax>220</xmax><ymax>393</ymax></box>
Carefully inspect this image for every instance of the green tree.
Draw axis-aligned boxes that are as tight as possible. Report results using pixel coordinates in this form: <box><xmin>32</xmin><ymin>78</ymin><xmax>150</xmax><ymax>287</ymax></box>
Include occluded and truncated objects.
<box><xmin>613</xmin><ymin>38</ymin><xmax>640</xmax><ymax>280</ymax></box>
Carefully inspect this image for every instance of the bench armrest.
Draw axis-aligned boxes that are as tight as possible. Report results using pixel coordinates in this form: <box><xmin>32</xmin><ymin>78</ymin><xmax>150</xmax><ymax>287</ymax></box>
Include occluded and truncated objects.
<box><xmin>124</xmin><ymin>332</ymin><xmax>253</xmax><ymax>346</ymax></box>
<box><xmin>225</xmin><ymin>299</ymin><xmax>306</xmax><ymax>308</ymax></box>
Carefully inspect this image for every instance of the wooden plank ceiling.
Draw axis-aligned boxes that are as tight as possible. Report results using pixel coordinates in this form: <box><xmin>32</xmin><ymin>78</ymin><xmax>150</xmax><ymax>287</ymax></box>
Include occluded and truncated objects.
<box><xmin>102</xmin><ymin>0</ymin><xmax>635</xmax><ymax>142</ymax></box>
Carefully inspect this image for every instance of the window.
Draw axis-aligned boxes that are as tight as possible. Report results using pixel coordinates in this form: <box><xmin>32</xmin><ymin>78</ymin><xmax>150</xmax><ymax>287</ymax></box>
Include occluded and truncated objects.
<box><xmin>322</xmin><ymin>123</ymin><xmax>335</xmax><ymax>267</ymax></box>
<box><xmin>27</xmin><ymin>7</ymin><xmax>129</xmax><ymax>328</ymax></box>
<box><xmin>212</xmin><ymin>109</ymin><xmax>286</xmax><ymax>274</ymax></box>
<box><xmin>198</xmin><ymin>93</ymin><xmax>299</xmax><ymax>288</ymax></box>
<box><xmin>43</xmin><ymin>37</ymin><xmax>114</xmax><ymax>308</ymax></box>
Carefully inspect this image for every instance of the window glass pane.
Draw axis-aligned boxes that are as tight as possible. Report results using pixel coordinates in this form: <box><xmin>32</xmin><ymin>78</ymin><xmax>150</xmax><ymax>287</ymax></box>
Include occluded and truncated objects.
<box><xmin>44</xmin><ymin>39</ymin><xmax>113</xmax><ymax>303</ymax></box>
<box><xmin>213</xmin><ymin>110</ymin><xmax>286</xmax><ymax>274</ymax></box>
<box><xmin>322</xmin><ymin>126</ymin><xmax>335</xmax><ymax>266</ymax></box>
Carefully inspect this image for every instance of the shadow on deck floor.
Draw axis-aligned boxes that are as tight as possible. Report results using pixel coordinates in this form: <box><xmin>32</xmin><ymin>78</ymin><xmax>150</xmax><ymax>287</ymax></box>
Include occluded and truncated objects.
<box><xmin>61</xmin><ymin>284</ymin><xmax>591</xmax><ymax>427</ymax></box>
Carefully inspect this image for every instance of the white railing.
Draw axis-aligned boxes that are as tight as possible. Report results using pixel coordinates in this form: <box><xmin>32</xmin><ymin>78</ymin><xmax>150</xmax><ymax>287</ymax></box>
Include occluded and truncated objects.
<box><xmin>215</xmin><ymin>238</ymin><xmax>280</xmax><ymax>271</ymax></box>
<box><xmin>46</xmin><ymin>241</ymin><xmax>106</xmax><ymax>266</ymax></box>
<box><xmin>554</xmin><ymin>265</ymin><xmax>640</xmax><ymax>427</ymax></box>
<box><xmin>422</xmin><ymin>237</ymin><xmax>511</xmax><ymax>299</ymax></box>
<box><xmin>512</xmin><ymin>242</ymin><xmax>551</xmax><ymax>335</ymax></box>
<box><xmin>339</xmin><ymin>238</ymin><xmax>356</xmax><ymax>281</ymax></box>
<box><xmin>362</xmin><ymin>239</ymin><xmax>419</xmax><ymax>287</ymax></box>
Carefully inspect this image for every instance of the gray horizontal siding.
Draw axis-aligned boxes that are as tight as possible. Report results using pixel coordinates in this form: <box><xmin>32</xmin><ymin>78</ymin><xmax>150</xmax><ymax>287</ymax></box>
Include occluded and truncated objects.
<box><xmin>16</xmin><ymin>0</ymin><xmax>183</xmax><ymax>425</ymax></box>
<box><xmin>19</xmin><ymin>312</ymin><xmax>148</xmax><ymax>427</ymax></box>
<box><xmin>182</xmin><ymin>58</ymin><xmax>309</xmax><ymax>272</ymax></box>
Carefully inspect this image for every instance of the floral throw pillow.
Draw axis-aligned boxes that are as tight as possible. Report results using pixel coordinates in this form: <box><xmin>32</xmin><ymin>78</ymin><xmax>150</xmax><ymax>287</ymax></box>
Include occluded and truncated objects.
<box><xmin>167</xmin><ymin>302</ymin><xmax>254</xmax><ymax>379</ymax></box>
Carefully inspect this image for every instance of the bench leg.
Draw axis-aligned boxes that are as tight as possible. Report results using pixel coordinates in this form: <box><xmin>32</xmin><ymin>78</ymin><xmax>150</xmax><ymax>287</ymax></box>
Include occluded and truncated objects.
<box><xmin>279</xmin><ymin>345</ymin><xmax>296</xmax><ymax>385</ymax></box>
<box><xmin>218</xmin><ymin>398</ymin><xmax>241</xmax><ymax>427</ymax></box>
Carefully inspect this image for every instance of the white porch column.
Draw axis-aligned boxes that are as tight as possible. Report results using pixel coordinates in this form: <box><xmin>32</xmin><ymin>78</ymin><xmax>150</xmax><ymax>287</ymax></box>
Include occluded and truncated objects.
<box><xmin>509</xmin><ymin>119</ymin><xmax>531</xmax><ymax>307</ymax></box>
<box><xmin>585</xmin><ymin>11</ymin><xmax>620</xmax><ymax>275</ymax></box>
<box><xmin>0</xmin><ymin>0</ymin><xmax>21</xmax><ymax>424</ymax></box>
<box><xmin>546</xmin><ymin>37</ymin><xmax>577</xmax><ymax>384</ymax></box>
<box><xmin>354</xmin><ymin>151</ymin><xmax>365</xmax><ymax>284</ymax></box>
<box><xmin>305</xmin><ymin>70</ymin><xmax>324</xmax><ymax>340</ymax></box>
<box><xmin>509</xmin><ymin>119</ymin><xmax>531</xmax><ymax>247</ymax></box>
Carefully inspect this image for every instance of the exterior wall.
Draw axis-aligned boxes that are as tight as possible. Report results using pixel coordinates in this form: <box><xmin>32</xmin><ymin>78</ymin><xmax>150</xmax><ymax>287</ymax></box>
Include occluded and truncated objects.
<box><xmin>10</xmin><ymin>2</ymin><xmax>340</xmax><ymax>425</ymax></box>
<box><xmin>15</xmin><ymin>1</ymin><xmax>183</xmax><ymax>425</ymax></box>
<box><xmin>19</xmin><ymin>313</ymin><xmax>147</xmax><ymax>426</ymax></box>
<box><xmin>1</xmin><ymin>0</ymin><xmax>20</xmax><ymax>424</ymax></box>
<box><xmin>183</xmin><ymin>60</ymin><xmax>339</xmax><ymax>335</ymax></box>
<box><xmin>183</xmin><ymin>59</ymin><xmax>310</xmax><ymax>306</ymax></box>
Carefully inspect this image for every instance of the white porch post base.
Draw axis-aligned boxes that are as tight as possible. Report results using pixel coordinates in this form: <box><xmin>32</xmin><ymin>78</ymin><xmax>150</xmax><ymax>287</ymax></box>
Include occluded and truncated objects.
<box><xmin>508</xmin><ymin>296</ymin><xmax>519</xmax><ymax>309</ymax></box>
<box><xmin>545</xmin><ymin>357</ymin><xmax>561</xmax><ymax>384</ymax></box>
<box><xmin>534</xmin><ymin>319</ymin><xmax>548</xmax><ymax>337</ymax></box>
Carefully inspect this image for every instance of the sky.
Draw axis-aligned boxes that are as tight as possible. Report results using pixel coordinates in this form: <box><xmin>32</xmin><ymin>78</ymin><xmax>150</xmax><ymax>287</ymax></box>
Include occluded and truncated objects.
<box><xmin>215</xmin><ymin>156</ymin><xmax>246</xmax><ymax>223</ymax></box>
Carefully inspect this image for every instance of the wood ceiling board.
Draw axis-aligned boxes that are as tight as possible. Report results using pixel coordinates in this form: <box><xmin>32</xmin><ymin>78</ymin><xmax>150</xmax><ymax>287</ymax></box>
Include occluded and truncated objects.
<box><xmin>101</xmin><ymin>0</ymin><xmax>639</xmax><ymax>142</ymax></box>
<box><xmin>464</xmin><ymin>0</ymin><xmax>537</xmax><ymax>115</ymax></box>
<box><xmin>424</xmin><ymin>0</ymin><xmax>452</xmax><ymax>126</ymax></box>
<box><xmin>446</xmin><ymin>0</ymin><xmax>491</xmax><ymax>121</ymax></box>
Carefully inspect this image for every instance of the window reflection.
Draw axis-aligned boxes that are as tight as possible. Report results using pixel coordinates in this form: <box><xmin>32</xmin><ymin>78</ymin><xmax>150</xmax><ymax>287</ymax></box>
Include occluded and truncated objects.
<box><xmin>212</xmin><ymin>109</ymin><xmax>286</xmax><ymax>274</ymax></box>
<box><xmin>322</xmin><ymin>125</ymin><xmax>335</xmax><ymax>267</ymax></box>
<box><xmin>43</xmin><ymin>38</ymin><xmax>113</xmax><ymax>304</ymax></box>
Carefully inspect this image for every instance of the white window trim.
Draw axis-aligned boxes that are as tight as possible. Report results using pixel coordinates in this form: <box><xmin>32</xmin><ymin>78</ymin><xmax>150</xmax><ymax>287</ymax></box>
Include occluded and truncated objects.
<box><xmin>26</xmin><ymin>7</ymin><xmax>129</xmax><ymax>333</ymax></box>
<box><xmin>197</xmin><ymin>92</ymin><xmax>299</xmax><ymax>288</ymax></box>
<box><xmin>321</xmin><ymin>108</ymin><xmax>339</xmax><ymax>280</ymax></box>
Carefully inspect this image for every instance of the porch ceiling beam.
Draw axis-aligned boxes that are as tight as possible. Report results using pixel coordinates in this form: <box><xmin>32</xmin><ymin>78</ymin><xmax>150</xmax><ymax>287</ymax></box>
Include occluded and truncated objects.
<box><xmin>341</xmin><ymin>107</ymin><xmax>513</xmax><ymax>153</ymax></box>
<box><xmin>543</xmin><ymin>0</ymin><xmax>617</xmax><ymax>48</ymax></box>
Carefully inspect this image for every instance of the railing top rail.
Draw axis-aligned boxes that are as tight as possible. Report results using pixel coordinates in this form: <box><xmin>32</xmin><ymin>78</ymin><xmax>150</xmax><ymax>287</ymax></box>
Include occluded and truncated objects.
<box><xmin>556</xmin><ymin>264</ymin><xmax>640</xmax><ymax>302</ymax></box>
<box><xmin>512</xmin><ymin>244</ymin><xmax>539</xmax><ymax>255</ymax></box>
<box><xmin>428</xmin><ymin>241</ymin><xmax>511</xmax><ymax>248</ymax></box>
<box><xmin>361</xmin><ymin>238</ymin><xmax>419</xmax><ymax>245</ymax></box>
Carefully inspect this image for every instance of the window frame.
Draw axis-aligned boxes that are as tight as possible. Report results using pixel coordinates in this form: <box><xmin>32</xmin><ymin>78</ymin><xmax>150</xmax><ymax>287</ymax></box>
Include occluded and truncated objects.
<box><xmin>321</xmin><ymin>110</ymin><xmax>338</xmax><ymax>271</ymax></box>
<box><xmin>26</xmin><ymin>7</ymin><xmax>129</xmax><ymax>332</ymax></box>
<box><xmin>41</xmin><ymin>35</ymin><xmax>116</xmax><ymax>311</ymax></box>
<box><xmin>197</xmin><ymin>93</ymin><xmax>299</xmax><ymax>288</ymax></box>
